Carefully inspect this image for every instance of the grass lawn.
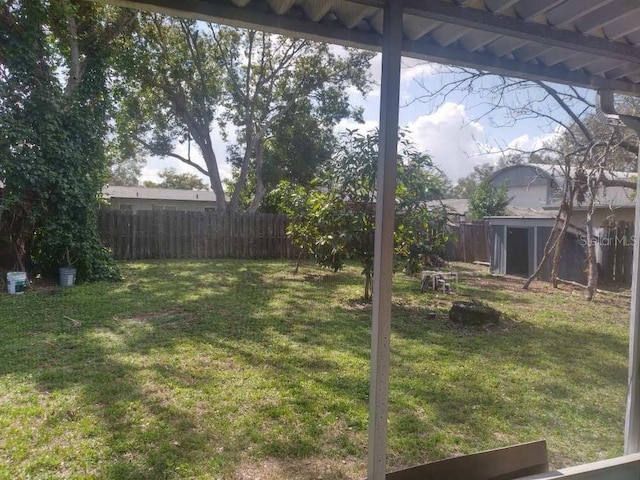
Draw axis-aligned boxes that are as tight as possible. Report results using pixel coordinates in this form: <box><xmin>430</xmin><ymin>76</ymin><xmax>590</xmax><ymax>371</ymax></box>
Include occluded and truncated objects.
<box><xmin>0</xmin><ymin>260</ymin><xmax>631</xmax><ymax>479</ymax></box>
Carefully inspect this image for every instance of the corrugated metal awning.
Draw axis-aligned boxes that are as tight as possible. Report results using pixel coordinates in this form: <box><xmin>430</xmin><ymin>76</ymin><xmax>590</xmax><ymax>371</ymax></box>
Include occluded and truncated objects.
<box><xmin>101</xmin><ymin>0</ymin><xmax>640</xmax><ymax>95</ymax></box>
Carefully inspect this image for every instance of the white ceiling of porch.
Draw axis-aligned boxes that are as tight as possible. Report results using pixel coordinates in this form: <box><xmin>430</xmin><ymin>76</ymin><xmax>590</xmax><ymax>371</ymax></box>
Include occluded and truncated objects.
<box><xmin>102</xmin><ymin>0</ymin><xmax>640</xmax><ymax>95</ymax></box>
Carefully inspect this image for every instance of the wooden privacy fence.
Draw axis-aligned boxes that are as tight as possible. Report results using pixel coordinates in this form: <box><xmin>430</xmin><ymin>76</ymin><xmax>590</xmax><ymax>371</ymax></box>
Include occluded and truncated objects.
<box><xmin>99</xmin><ymin>209</ymin><xmax>296</xmax><ymax>260</ymax></box>
<box><xmin>445</xmin><ymin>221</ymin><xmax>490</xmax><ymax>263</ymax></box>
<box><xmin>598</xmin><ymin>221</ymin><xmax>634</xmax><ymax>284</ymax></box>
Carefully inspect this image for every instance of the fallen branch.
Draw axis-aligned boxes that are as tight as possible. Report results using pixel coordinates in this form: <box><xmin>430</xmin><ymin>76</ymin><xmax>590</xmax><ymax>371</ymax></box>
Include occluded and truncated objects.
<box><xmin>63</xmin><ymin>315</ymin><xmax>82</xmax><ymax>327</ymax></box>
<box><xmin>556</xmin><ymin>278</ymin><xmax>631</xmax><ymax>298</ymax></box>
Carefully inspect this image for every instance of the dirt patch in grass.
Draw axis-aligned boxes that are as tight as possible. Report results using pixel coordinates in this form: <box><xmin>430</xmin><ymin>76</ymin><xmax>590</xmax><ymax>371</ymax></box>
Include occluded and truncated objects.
<box><xmin>273</xmin><ymin>272</ymin><xmax>335</xmax><ymax>285</ymax></box>
<box><xmin>233</xmin><ymin>456</ymin><xmax>364</xmax><ymax>480</ymax></box>
<box><xmin>344</xmin><ymin>297</ymin><xmax>371</xmax><ymax>310</ymax></box>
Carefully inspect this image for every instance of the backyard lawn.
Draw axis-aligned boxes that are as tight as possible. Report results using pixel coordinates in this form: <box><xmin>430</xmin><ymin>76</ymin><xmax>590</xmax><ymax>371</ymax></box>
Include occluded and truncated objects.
<box><xmin>0</xmin><ymin>260</ymin><xmax>631</xmax><ymax>479</ymax></box>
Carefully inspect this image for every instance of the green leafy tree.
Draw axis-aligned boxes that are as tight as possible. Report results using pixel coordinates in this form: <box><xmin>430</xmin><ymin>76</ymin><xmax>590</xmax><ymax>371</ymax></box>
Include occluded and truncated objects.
<box><xmin>450</xmin><ymin>163</ymin><xmax>495</xmax><ymax>199</ymax></box>
<box><xmin>115</xmin><ymin>16</ymin><xmax>372</xmax><ymax>213</ymax></box>
<box><xmin>468</xmin><ymin>179</ymin><xmax>510</xmax><ymax>219</ymax></box>
<box><xmin>261</xmin><ymin>102</ymin><xmax>337</xmax><ymax>190</ymax></box>
<box><xmin>108</xmin><ymin>154</ymin><xmax>145</xmax><ymax>186</ymax></box>
<box><xmin>0</xmin><ymin>0</ymin><xmax>127</xmax><ymax>280</ymax></box>
<box><xmin>264</xmin><ymin>180</ymin><xmax>339</xmax><ymax>274</ymax></box>
<box><xmin>143</xmin><ymin>168</ymin><xmax>209</xmax><ymax>190</ymax></box>
<box><xmin>280</xmin><ymin>130</ymin><xmax>448</xmax><ymax>301</ymax></box>
<box><xmin>449</xmin><ymin>155</ymin><xmax>529</xmax><ymax>199</ymax></box>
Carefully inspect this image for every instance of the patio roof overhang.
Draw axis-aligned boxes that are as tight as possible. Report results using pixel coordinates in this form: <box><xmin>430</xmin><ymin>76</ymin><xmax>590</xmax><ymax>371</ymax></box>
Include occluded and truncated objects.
<box><xmin>89</xmin><ymin>1</ymin><xmax>640</xmax><ymax>478</ymax></box>
<box><xmin>100</xmin><ymin>0</ymin><xmax>640</xmax><ymax>95</ymax></box>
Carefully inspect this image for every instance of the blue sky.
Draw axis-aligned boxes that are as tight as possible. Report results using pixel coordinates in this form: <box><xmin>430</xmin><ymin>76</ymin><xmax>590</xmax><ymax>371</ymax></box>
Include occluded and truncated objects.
<box><xmin>141</xmin><ymin>52</ymin><xmax>570</xmax><ymax>186</ymax></box>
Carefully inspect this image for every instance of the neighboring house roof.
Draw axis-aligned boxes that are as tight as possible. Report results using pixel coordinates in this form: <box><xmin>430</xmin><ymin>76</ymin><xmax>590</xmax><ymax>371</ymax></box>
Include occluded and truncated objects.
<box><xmin>103</xmin><ymin>186</ymin><xmax>217</xmax><ymax>202</ymax></box>
<box><xmin>490</xmin><ymin>163</ymin><xmax>636</xmax><ymax>209</ymax></box>
<box><xmin>429</xmin><ymin>198</ymin><xmax>469</xmax><ymax>216</ymax></box>
<box><xmin>502</xmin><ymin>206</ymin><xmax>559</xmax><ymax>218</ymax></box>
<box><xmin>487</xmin><ymin>164</ymin><xmax>557</xmax><ymax>186</ymax></box>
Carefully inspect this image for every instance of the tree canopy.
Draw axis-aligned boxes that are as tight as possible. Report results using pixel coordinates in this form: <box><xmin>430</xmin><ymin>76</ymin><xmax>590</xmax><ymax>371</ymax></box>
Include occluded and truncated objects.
<box><xmin>0</xmin><ymin>0</ymin><xmax>126</xmax><ymax>280</ymax></box>
<box><xmin>273</xmin><ymin>130</ymin><xmax>449</xmax><ymax>301</ymax></box>
<box><xmin>114</xmin><ymin>15</ymin><xmax>373</xmax><ymax>212</ymax></box>
<box><xmin>468</xmin><ymin>179</ymin><xmax>510</xmax><ymax>219</ymax></box>
<box><xmin>143</xmin><ymin>168</ymin><xmax>209</xmax><ymax>190</ymax></box>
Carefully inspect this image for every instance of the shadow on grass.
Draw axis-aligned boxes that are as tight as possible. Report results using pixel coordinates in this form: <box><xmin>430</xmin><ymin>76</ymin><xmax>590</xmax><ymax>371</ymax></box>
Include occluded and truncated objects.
<box><xmin>0</xmin><ymin>260</ymin><xmax>371</xmax><ymax>478</ymax></box>
<box><xmin>0</xmin><ymin>259</ymin><xmax>630</xmax><ymax>476</ymax></box>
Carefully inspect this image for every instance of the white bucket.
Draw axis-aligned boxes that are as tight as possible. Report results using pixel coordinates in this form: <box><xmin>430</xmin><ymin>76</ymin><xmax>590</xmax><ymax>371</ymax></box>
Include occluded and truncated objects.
<box><xmin>59</xmin><ymin>267</ymin><xmax>76</xmax><ymax>288</ymax></box>
<box><xmin>7</xmin><ymin>271</ymin><xmax>27</xmax><ymax>295</ymax></box>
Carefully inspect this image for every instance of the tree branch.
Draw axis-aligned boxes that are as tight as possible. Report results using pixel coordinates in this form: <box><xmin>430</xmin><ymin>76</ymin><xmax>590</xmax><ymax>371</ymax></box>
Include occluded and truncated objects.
<box><xmin>599</xmin><ymin>174</ymin><xmax>637</xmax><ymax>189</ymax></box>
<box><xmin>136</xmin><ymin>138</ymin><xmax>210</xmax><ymax>177</ymax></box>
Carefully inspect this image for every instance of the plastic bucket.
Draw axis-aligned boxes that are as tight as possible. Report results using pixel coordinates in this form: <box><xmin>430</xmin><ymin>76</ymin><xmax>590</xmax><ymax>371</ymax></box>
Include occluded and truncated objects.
<box><xmin>59</xmin><ymin>267</ymin><xmax>77</xmax><ymax>288</ymax></box>
<box><xmin>7</xmin><ymin>271</ymin><xmax>27</xmax><ymax>295</ymax></box>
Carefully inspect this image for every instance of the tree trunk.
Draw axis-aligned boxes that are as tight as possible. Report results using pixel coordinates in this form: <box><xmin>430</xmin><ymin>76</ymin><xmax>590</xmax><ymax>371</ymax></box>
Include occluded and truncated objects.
<box><xmin>551</xmin><ymin>208</ymin><xmax>571</xmax><ymax>288</ymax></box>
<box><xmin>585</xmin><ymin>192</ymin><xmax>598</xmax><ymax>301</ymax></box>
<box><xmin>523</xmin><ymin>223</ymin><xmax>558</xmax><ymax>290</ymax></box>
<box><xmin>247</xmin><ymin>140</ymin><xmax>265</xmax><ymax>213</ymax></box>
<box><xmin>523</xmin><ymin>160</ymin><xmax>573</xmax><ymax>290</ymax></box>
<box><xmin>64</xmin><ymin>14</ymin><xmax>81</xmax><ymax>96</ymax></box>
<box><xmin>551</xmin><ymin>163</ymin><xmax>574</xmax><ymax>288</ymax></box>
<box><xmin>229</xmin><ymin>141</ymin><xmax>254</xmax><ymax>213</ymax></box>
<box><xmin>13</xmin><ymin>236</ymin><xmax>26</xmax><ymax>273</ymax></box>
<box><xmin>294</xmin><ymin>251</ymin><xmax>303</xmax><ymax>275</ymax></box>
<box><xmin>364</xmin><ymin>272</ymin><xmax>372</xmax><ymax>302</ymax></box>
<box><xmin>523</xmin><ymin>206</ymin><xmax>565</xmax><ymax>290</ymax></box>
<box><xmin>201</xmin><ymin>145</ymin><xmax>227</xmax><ymax>212</ymax></box>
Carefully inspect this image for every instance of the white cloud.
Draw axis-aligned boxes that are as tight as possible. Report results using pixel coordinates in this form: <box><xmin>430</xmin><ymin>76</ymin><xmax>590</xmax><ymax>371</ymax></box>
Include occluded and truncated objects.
<box><xmin>335</xmin><ymin>118</ymin><xmax>379</xmax><ymax>136</ymax></box>
<box><xmin>405</xmin><ymin>102</ymin><xmax>494</xmax><ymax>182</ymax></box>
<box><xmin>369</xmin><ymin>53</ymin><xmax>382</xmax><ymax>83</ymax></box>
<box><xmin>507</xmin><ymin>129</ymin><xmax>561</xmax><ymax>153</ymax></box>
<box><xmin>400</xmin><ymin>58</ymin><xmax>441</xmax><ymax>83</ymax></box>
<box><xmin>360</xmin><ymin>55</ymin><xmax>441</xmax><ymax>98</ymax></box>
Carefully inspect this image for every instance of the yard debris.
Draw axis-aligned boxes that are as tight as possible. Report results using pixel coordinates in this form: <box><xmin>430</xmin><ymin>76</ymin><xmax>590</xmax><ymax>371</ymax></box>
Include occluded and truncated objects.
<box><xmin>556</xmin><ymin>278</ymin><xmax>631</xmax><ymax>298</ymax></box>
<box><xmin>449</xmin><ymin>300</ymin><xmax>500</xmax><ymax>326</ymax></box>
<box><xmin>420</xmin><ymin>271</ymin><xmax>454</xmax><ymax>293</ymax></box>
<box><xmin>63</xmin><ymin>315</ymin><xmax>81</xmax><ymax>327</ymax></box>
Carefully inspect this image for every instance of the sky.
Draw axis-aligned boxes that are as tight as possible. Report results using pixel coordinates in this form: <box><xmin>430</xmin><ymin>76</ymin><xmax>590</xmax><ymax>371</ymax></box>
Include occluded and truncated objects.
<box><xmin>140</xmin><ymin>50</ymin><xmax>569</xmax><ymax>187</ymax></box>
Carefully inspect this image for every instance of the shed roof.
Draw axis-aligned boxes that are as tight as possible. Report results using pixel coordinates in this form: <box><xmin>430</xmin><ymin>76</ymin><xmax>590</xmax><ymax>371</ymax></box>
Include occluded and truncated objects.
<box><xmin>432</xmin><ymin>199</ymin><xmax>563</xmax><ymax>217</ymax></box>
<box><xmin>430</xmin><ymin>198</ymin><xmax>469</xmax><ymax>215</ymax></box>
<box><xmin>487</xmin><ymin>206</ymin><xmax>558</xmax><ymax>220</ymax></box>
<box><xmin>103</xmin><ymin>185</ymin><xmax>218</xmax><ymax>202</ymax></box>
<box><xmin>103</xmin><ymin>0</ymin><xmax>640</xmax><ymax>96</ymax></box>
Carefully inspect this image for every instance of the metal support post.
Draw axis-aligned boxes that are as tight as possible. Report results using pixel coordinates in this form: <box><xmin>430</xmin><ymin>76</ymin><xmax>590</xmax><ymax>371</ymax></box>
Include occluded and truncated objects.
<box><xmin>367</xmin><ymin>2</ymin><xmax>404</xmax><ymax>479</ymax></box>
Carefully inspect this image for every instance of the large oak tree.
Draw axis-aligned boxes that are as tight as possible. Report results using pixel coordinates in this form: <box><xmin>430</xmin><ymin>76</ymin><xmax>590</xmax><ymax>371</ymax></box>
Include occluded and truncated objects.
<box><xmin>114</xmin><ymin>15</ymin><xmax>373</xmax><ymax>212</ymax></box>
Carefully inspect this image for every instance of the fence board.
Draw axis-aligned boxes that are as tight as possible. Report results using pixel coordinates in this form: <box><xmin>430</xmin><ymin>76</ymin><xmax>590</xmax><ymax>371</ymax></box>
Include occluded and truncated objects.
<box><xmin>445</xmin><ymin>221</ymin><xmax>490</xmax><ymax>263</ymax></box>
<box><xmin>100</xmin><ymin>209</ymin><xmax>296</xmax><ymax>260</ymax></box>
<box><xmin>599</xmin><ymin>221</ymin><xmax>634</xmax><ymax>284</ymax></box>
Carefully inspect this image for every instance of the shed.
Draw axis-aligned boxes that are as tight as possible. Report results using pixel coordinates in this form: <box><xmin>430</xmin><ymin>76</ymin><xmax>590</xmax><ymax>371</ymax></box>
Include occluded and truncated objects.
<box><xmin>489</xmin><ymin>214</ymin><xmax>588</xmax><ymax>285</ymax></box>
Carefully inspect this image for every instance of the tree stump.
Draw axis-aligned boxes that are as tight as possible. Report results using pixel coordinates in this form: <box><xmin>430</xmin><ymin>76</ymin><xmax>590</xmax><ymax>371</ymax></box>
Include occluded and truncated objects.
<box><xmin>449</xmin><ymin>301</ymin><xmax>500</xmax><ymax>326</ymax></box>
